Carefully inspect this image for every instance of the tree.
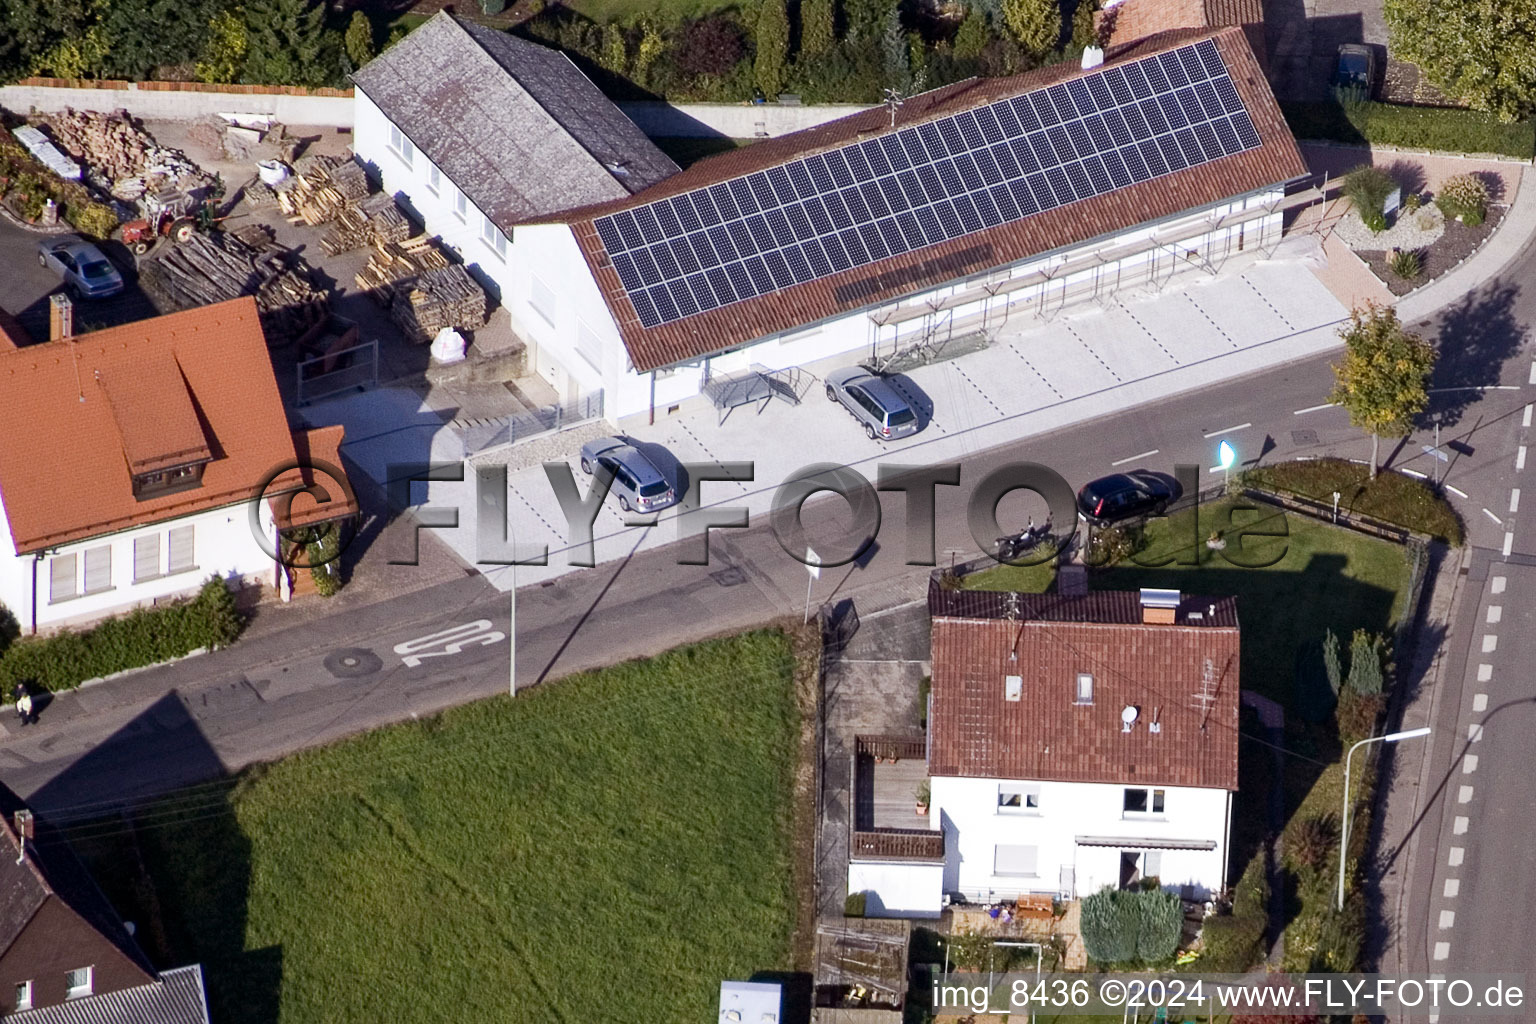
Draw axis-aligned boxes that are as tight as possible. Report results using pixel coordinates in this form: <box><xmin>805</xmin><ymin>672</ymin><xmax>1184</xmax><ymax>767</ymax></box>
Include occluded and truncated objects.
<box><xmin>1001</xmin><ymin>0</ymin><xmax>1059</xmax><ymax>57</ymax></box>
<box><xmin>344</xmin><ymin>11</ymin><xmax>375</xmax><ymax>70</ymax></box>
<box><xmin>196</xmin><ymin>7</ymin><xmax>248</xmax><ymax>83</ymax></box>
<box><xmin>1345</xmin><ymin>628</ymin><xmax>1385</xmax><ymax>696</ymax></box>
<box><xmin>800</xmin><ymin>0</ymin><xmax>835</xmax><ymax>58</ymax></box>
<box><xmin>754</xmin><ymin>0</ymin><xmax>789</xmax><ymax>97</ymax></box>
<box><xmin>1384</xmin><ymin>0</ymin><xmax>1536</xmax><ymax>121</ymax></box>
<box><xmin>675</xmin><ymin>16</ymin><xmax>744</xmax><ymax>79</ymax></box>
<box><xmin>1323</xmin><ymin>629</ymin><xmax>1342</xmax><ymax>696</ymax></box>
<box><xmin>1070</xmin><ymin>0</ymin><xmax>1099</xmax><ymax>50</ymax></box>
<box><xmin>880</xmin><ymin>4</ymin><xmax>910</xmax><ymax>91</ymax></box>
<box><xmin>953</xmin><ymin>6</ymin><xmax>990</xmax><ymax>59</ymax></box>
<box><xmin>101</xmin><ymin>0</ymin><xmax>218</xmax><ymax>79</ymax></box>
<box><xmin>240</xmin><ymin>0</ymin><xmax>336</xmax><ymax>88</ymax></box>
<box><xmin>1327</xmin><ymin>303</ymin><xmax>1436</xmax><ymax>479</ymax></box>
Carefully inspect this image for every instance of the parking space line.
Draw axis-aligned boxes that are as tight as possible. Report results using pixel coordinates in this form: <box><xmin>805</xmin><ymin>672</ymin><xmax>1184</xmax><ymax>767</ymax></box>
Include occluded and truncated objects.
<box><xmin>1458</xmin><ymin>785</ymin><xmax>1475</xmax><ymax>804</ymax></box>
<box><xmin>1463</xmin><ymin>755</ymin><xmax>1479</xmax><ymax>774</ymax></box>
<box><xmin>1440</xmin><ymin>910</ymin><xmax>1457</xmax><ymax>929</ymax></box>
<box><xmin>1293</xmin><ymin>402</ymin><xmax>1335</xmax><ymax>415</ymax></box>
<box><xmin>1202</xmin><ymin>422</ymin><xmax>1251</xmax><ymax>438</ymax></box>
<box><xmin>1519</xmin><ymin>446</ymin><xmax>1527</xmax><ymax>471</ymax></box>
<box><xmin>1484</xmin><ymin>508</ymin><xmax>1504</xmax><ymax>525</ymax></box>
<box><xmin>1474</xmin><ymin>693</ymin><xmax>1488</xmax><ymax>712</ymax></box>
<box><xmin>1445</xmin><ymin>878</ymin><xmax>1460</xmax><ymax>897</ymax></box>
<box><xmin>1449</xmin><ymin>847</ymin><xmax>1465</xmax><ymax>867</ymax></box>
<box><xmin>1477</xmin><ymin>664</ymin><xmax>1493</xmax><ymax>682</ymax></box>
<box><xmin>1529</xmin><ymin>360</ymin><xmax>1536</xmax><ymax>385</ymax></box>
<box><xmin>1468</xmin><ymin>723</ymin><xmax>1484</xmax><ymax>743</ymax></box>
<box><xmin>1481</xmin><ymin>634</ymin><xmax>1497</xmax><ymax>653</ymax></box>
<box><xmin>1111</xmin><ymin>449</ymin><xmax>1159</xmax><ymax>467</ymax></box>
<box><xmin>1403</xmin><ymin>468</ymin><xmax>1427</xmax><ymax>479</ymax></box>
<box><xmin>1504</xmin><ymin>532</ymin><xmax>1514</xmax><ymax>557</ymax></box>
<box><xmin>1454</xmin><ymin>817</ymin><xmax>1469</xmax><ymax>835</ymax></box>
<box><xmin>1511</xmin><ymin>489</ymin><xmax>1521</xmax><ymax>513</ymax></box>
<box><xmin>1525</xmin><ymin>404</ymin><xmax>1534</xmax><ymax>428</ymax></box>
<box><xmin>1488</xmin><ymin>606</ymin><xmax>1503</xmax><ymax>624</ymax></box>
<box><xmin>1447</xmin><ymin>485</ymin><xmax>1468</xmax><ymax>498</ymax></box>
<box><xmin>1434</xmin><ymin>941</ymin><xmax>1451</xmax><ymax>961</ymax></box>
<box><xmin>1492</xmin><ymin>576</ymin><xmax>1507</xmax><ymax>594</ymax></box>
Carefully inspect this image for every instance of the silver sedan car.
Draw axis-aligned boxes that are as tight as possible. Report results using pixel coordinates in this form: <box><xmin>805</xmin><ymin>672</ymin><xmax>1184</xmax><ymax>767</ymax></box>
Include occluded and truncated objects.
<box><xmin>37</xmin><ymin>237</ymin><xmax>124</xmax><ymax>299</ymax></box>
<box><xmin>825</xmin><ymin>367</ymin><xmax>920</xmax><ymax>441</ymax></box>
<box><xmin>579</xmin><ymin>436</ymin><xmax>680</xmax><ymax>513</ymax></box>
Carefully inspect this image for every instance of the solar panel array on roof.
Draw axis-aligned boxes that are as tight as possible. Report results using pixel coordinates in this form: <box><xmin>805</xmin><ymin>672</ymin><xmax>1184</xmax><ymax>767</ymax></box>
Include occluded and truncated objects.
<box><xmin>594</xmin><ymin>39</ymin><xmax>1261</xmax><ymax>329</ymax></box>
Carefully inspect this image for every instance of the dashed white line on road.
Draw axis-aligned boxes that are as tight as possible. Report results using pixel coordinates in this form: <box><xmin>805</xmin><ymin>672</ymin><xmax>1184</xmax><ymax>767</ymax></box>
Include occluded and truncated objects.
<box><xmin>1447</xmin><ymin>485</ymin><xmax>1468</xmax><ymax>498</ymax></box>
<box><xmin>1435</xmin><ymin>941</ymin><xmax>1451</xmax><ymax>961</ymax></box>
<box><xmin>1488</xmin><ymin>605</ymin><xmax>1503</xmax><ymax>624</ymax></box>
<box><xmin>1477</xmin><ymin>664</ymin><xmax>1493</xmax><ymax>681</ymax></box>
<box><xmin>1484</xmin><ymin>508</ymin><xmax>1504</xmax><ymax>525</ymax></box>
<box><xmin>1512</xmin><ymin>490</ymin><xmax>1522</xmax><ymax>513</ymax></box>
<box><xmin>1519</xmin><ymin>446</ymin><xmax>1528</xmax><ymax>471</ymax></box>
<box><xmin>1454</xmin><ymin>816</ymin><xmax>1469</xmax><ymax>835</ymax></box>
<box><xmin>1203</xmin><ymin>422</ymin><xmax>1251</xmax><ymax>438</ymax></box>
<box><xmin>1529</xmin><ymin>360</ymin><xmax>1536</xmax><ymax>385</ymax></box>
<box><xmin>1492</xmin><ymin>576</ymin><xmax>1507</xmax><ymax>594</ymax></box>
<box><xmin>1293</xmin><ymin>403</ymin><xmax>1335</xmax><ymax>415</ymax></box>
<box><xmin>1458</xmin><ymin>785</ymin><xmax>1475</xmax><ymax>804</ymax></box>
<box><xmin>1111</xmin><ymin>449</ymin><xmax>1159</xmax><ymax>467</ymax></box>
<box><xmin>1445</xmin><ymin>878</ymin><xmax>1461</xmax><ymax>897</ymax></box>
<box><xmin>1482</xmin><ymin>634</ymin><xmax>1498</xmax><ymax>653</ymax></box>
<box><xmin>1504</xmin><ymin>531</ymin><xmax>1514</xmax><ymax>557</ymax></box>
<box><xmin>1526</xmin><ymin>403</ymin><xmax>1534</xmax><ymax>428</ymax></box>
<box><xmin>1449</xmin><ymin>847</ymin><xmax>1465</xmax><ymax>867</ymax></box>
<box><xmin>1474</xmin><ymin>693</ymin><xmax>1489</xmax><ymax>712</ymax></box>
<box><xmin>1403</xmin><ymin>468</ymin><xmax>1427</xmax><ymax>479</ymax></box>
<box><xmin>1440</xmin><ymin>910</ymin><xmax>1457</xmax><ymax>929</ymax></box>
<box><xmin>1464</xmin><ymin>754</ymin><xmax>1480</xmax><ymax>774</ymax></box>
<box><xmin>1468</xmin><ymin>723</ymin><xmax>1484</xmax><ymax>743</ymax></box>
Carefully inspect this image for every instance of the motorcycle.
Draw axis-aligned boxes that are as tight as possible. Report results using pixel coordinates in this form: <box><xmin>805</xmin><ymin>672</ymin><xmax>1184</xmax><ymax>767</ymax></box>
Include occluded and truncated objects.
<box><xmin>995</xmin><ymin>518</ymin><xmax>1053</xmax><ymax>562</ymax></box>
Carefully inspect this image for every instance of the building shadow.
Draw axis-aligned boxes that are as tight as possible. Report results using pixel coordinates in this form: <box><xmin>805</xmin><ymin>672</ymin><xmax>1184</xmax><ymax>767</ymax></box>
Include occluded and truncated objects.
<box><xmin>20</xmin><ymin>692</ymin><xmax>281</xmax><ymax>1024</ymax></box>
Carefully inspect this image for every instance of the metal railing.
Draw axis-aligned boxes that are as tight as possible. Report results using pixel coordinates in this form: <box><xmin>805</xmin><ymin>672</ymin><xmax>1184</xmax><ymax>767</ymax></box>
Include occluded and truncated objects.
<box><xmin>850</xmin><ymin>827</ymin><xmax>945</xmax><ymax>863</ymax></box>
<box><xmin>296</xmin><ymin>339</ymin><xmax>378</xmax><ymax>406</ymax></box>
<box><xmin>455</xmin><ymin>390</ymin><xmax>604</xmax><ymax>458</ymax></box>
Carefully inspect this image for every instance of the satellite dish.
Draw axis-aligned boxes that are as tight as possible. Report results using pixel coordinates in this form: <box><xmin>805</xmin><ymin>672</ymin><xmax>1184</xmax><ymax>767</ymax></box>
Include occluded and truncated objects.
<box><xmin>1121</xmin><ymin>705</ymin><xmax>1139</xmax><ymax>732</ymax></box>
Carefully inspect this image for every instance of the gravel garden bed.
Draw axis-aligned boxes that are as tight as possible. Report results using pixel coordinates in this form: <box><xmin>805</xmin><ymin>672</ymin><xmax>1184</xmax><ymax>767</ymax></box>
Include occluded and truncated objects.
<box><xmin>1355</xmin><ymin>204</ymin><xmax>1506</xmax><ymax>296</ymax></box>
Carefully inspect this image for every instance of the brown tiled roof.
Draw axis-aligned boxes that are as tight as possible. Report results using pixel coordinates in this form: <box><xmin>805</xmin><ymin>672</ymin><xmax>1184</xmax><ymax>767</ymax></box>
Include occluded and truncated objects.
<box><xmin>561</xmin><ymin>27</ymin><xmax>1302</xmax><ymax>373</ymax></box>
<box><xmin>928</xmin><ymin>587</ymin><xmax>1241</xmax><ymax>790</ymax></box>
<box><xmin>271</xmin><ymin>425</ymin><xmax>360</xmax><ymax>530</ymax></box>
<box><xmin>1099</xmin><ymin>0</ymin><xmax>1268</xmax><ymax>68</ymax></box>
<box><xmin>0</xmin><ymin>306</ymin><xmax>28</xmax><ymax>350</ymax></box>
<box><xmin>0</xmin><ymin>297</ymin><xmax>346</xmax><ymax>552</ymax></box>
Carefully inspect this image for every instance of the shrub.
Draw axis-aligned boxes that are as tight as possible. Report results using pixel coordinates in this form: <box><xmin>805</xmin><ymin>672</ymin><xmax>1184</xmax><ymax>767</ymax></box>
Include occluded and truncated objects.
<box><xmin>66</xmin><ymin>201</ymin><xmax>118</xmax><ymax>240</ymax></box>
<box><xmin>754</xmin><ymin>0</ymin><xmax>789</xmax><ymax>97</ymax></box>
<box><xmin>1134</xmin><ymin>888</ymin><xmax>1183</xmax><ymax>962</ymax></box>
<box><xmin>1402</xmin><ymin>191</ymin><xmax>1422</xmax><ymax>212</ymax></box>
<box><xmin>1243</xmin><ymin>457</ymin><xmax>1463</xmax><ymax>544</ymax></box>
<box><xmin>1322</xmin><ymin>629</ymin><xmax>1342</xmax><ymax>696</ymax></box>
<box><xmin>844</xmin><ymin>891</ymin><xmax>866</xmax><ymax>917</ymax></box>
<box><xmin>1345</xmin><ymin>628</ymin><xmax>1386</xmax><ymax>695</ymax></box>
<box><xmin>1308</xmin><ymin>901</ymin><xmax>1365</xmax><ymax>972</ymax></box>
<box><xmin>1436</xmin><ymin>173</ymin><xmax>1489</xmax><ymax>225</ymax></box>
<box><xmin>1199</xmin><ymin>860</ymin><xmax>1268</xmax><ymax>971</ymax></box>
<box><xmin>1084</xmin><ymin>524</ymin><xmax>1140</xmax><ymax>567</ymax></box>
<box><xmin>0</xmin><ymin>577</ymin><xmax>244</xmax><ymax>692</ymax></box>
<box><xmin>800</xmin><ymin>0</ymin><xmax>835</xmax><ymax>58</ymax></box>
<box><xmin>1336</xmin><ymin>690</ymin><xmax>1385</xmax><ymax>746</ymax></box>
<box><xmin>1388</xmin><ymin>247</ymin><xmax>1422</xmax><ymax>279</ymax></box>
<box><xmin>1280</xmin><ymin>99</ymin><xmax>1535</xmax><ymax>159</ymax></box>
<box><xmin>675</xmin><ymin>16</ymin><xmax>745</xmax><ymax>80</ymax></box>
<box><xmin>344</xmin><ymin>11</ymin><xmax>375</xmax><ymax>69</ymax></box>
<box><xmin>1288</xmin><ymin>813</ymin><xmax>1338</xmax><ymax>872</ymax></box>
<box><xmin>952</xmin><ymin>7</ymin><xmax>990</xmax><ymax>59</ymax></box>
<box><xmin>1341</xmin><ymin>164</ymin><xmax>1396</xmax><ymax>230</ymax></box>
<box><xmin>1081</xmin><ymin>886</ymin><xmax>1181</xmax><ymax>964</ymax></box>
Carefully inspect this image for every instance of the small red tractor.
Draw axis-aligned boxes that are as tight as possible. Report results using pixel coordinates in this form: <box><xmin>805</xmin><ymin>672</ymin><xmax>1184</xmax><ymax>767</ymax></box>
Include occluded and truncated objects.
<box><xmin>119</xmin><ymin>187</ymin><xmax>223</xmax><ymax>254</ymax></box>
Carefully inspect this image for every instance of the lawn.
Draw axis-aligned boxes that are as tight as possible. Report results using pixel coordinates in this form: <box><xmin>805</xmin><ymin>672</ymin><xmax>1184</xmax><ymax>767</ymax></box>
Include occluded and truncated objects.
<box><xmin>72</xmin><ymin>629</ymin><xmax>809</xmax><ymax>1024</ymax></box>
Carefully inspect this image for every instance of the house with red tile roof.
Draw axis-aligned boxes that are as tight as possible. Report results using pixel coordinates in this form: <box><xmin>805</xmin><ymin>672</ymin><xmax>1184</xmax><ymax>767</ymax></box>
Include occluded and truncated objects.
<box><xmin>0</xmin><ymin>296</ymin><xmax>357</xmax><ymax>632</ymax></box>
<box><xmin>352</xmin><ymin>20</ymin><xmax>1305</xmax><ymax>425</ymax></box>
<box><xmin>848</xmin><ymin>582</ymin><xmax>1241</xmax><ymax>916</ymax></box>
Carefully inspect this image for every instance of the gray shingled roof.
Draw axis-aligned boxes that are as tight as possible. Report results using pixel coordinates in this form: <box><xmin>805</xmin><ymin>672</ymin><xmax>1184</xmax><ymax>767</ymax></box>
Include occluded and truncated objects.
<box><xmin>11</xmin><ymin>965</ymin><xmax>211</xmax><ymax>1024</ymax></box>
<box><xmin>351</xmin><ymin>12</ymin><xmax>678</xmax><ymax>232</ymax></box>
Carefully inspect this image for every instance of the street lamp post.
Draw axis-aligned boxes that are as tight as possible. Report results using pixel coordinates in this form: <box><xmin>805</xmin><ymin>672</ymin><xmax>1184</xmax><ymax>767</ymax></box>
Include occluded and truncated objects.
<box><xmin>1338</xmin><ymin>727</ymin><xmax>1431</xmax><ymax>910</ymax></box>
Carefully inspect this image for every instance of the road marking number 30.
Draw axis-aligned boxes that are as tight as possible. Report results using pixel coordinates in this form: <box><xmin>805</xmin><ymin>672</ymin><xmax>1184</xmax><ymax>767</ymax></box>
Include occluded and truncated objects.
<box><xmin>394</xmin><ymin>620</ymin><xmax>506</xmax><ymax>667</ymax></box>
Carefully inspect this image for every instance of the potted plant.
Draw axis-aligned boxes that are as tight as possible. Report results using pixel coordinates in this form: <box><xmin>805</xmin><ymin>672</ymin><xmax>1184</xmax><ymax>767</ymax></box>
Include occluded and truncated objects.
<box><xmin>915</xmin><ymin>779</ymin><xmax>931</xmax><ymax>816</ymax></box>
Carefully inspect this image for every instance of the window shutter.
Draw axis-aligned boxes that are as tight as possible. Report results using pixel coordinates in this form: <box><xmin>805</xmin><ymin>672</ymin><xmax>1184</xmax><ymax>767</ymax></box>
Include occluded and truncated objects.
<box><xmin>83</xmin><ymin>546</ymin><xmax>111</xmax><ymax>593</ymax></box>
<box><xmin>168</xmin><ymin>525</ymin><xmax>196</xmax><ymax>574</ymax></box>
<box><xmin>1144</xmin><ymin>851</ymin><xmax>1162</xmax><ymax>879</ymax></box>
<box><xmin>133</xmin><ymin>535</ymin><xmax>160</xmax><ymax>582</ymax></box>
<box><xmin>49</xmin><ymin>554</ymin><xmax>77</xmax><ymax>603</ymax></box>
<box><xmin>994</xmin><ymin>844</ymin><xmax>1038</xmax><ymax>876</ymax></box>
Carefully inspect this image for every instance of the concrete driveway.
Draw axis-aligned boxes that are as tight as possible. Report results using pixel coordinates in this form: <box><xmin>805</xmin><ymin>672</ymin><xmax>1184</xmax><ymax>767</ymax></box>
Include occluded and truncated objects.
<box><xmin>1266</xmin><ymin>0</ymin><xmax>1388</xmax><ymax>102</ymax></box>
<box><xmin>0</xmin><ymin>216</ymin><xmax>156</xmax><ymax>339</ymax></box>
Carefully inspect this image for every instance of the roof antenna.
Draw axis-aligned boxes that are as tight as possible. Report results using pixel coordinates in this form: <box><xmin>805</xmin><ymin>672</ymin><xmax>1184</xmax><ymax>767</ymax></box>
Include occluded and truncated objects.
<box><xmin>14</xmin><ymin>810</ymin><xmax>33</xmax><ymax>865</ymax></box>
<box><xmin>882</xmin><ymin>87</ymin><xmax>905</xmax><ymax>129</ymax></box>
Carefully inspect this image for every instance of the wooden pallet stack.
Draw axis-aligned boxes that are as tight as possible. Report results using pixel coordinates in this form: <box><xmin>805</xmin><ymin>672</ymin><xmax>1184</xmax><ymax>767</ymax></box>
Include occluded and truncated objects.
<box><xmin>354</xmin><ymin>235</ymin><xmax>451</xmax><ymax>301</ymax></box>
<box><xmin>138</xmin><ymin>231</ymin><xmax>328</xmax><ymax>345</ymax></box>
<box><xmin>389</xmin><ymin>265</ymin><xmax>487</xmax><ymax>343</ymax></box>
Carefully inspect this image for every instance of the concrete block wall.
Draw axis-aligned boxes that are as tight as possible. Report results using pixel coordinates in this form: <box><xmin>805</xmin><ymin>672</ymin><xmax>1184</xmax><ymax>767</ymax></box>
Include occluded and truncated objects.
<box><xmin>0</xmin><ymin>79</ymin><xmax>356</xmax><ymax>125</ymax></box>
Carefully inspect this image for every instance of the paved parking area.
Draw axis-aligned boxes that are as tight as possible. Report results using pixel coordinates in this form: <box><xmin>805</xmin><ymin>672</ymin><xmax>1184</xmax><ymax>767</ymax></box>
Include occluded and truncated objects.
<box><xmin>318</xmin><ymin>256</ymin><xmax>1348</xmax><ymax>588</ymax></box>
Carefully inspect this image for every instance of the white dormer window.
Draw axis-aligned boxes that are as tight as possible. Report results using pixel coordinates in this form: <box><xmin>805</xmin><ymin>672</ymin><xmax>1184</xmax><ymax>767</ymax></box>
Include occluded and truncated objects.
<box><xmin>1076</xmin><ymin>672</ymin><xmax>1094</xmax><ymax>704</ymax></box>
<box><xmin>1004</xmin><ymin>674</ymin><xmax>1022</xmax><ymax>701</ymax></box>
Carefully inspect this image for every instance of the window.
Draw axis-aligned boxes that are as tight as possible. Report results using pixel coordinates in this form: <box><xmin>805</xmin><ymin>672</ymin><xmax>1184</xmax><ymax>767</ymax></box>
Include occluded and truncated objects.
<box><xmin>576</xmin><ymin>320</ymin><xmax>603</xmax><ymax>371</ymax></box>
<box><xmin>64</xmin><ymin>966</ymin><xmax>92</xmax><ymax>999</ymax></box>
<box><xmin>132</xmin><ymin>462</ymin><xmax>204</xmax><ymax>500</ymax></box>
<box><xmin>133</xmin><ymin>535</ymin><xmax>161</xmax><ymax>583</ymax></box>
<box><xmin>1124</xmin><ymin>787</ymin><xmax>1166</xmax><ymax>815</ymax></box>
<box><xmin>388</xmin><ymin>125</ymin><xmax>415</xmax><ymax>168</ymax></box>
<box><xmin>530</xmin><ymin>273</ymin><xmax>558</xmax><ymax>328</ymax></box>
<box><xmin>83</xmin><ymin>545</ymin><xmax>111</xmax><ymax>594</ymax></box>
<box><xmin>453</xmin><ymin>188</ymin><xmax>467</xmax><ymax>222</ymax></box>
<box><xmin>15</xmin><ymin>981</ymin><xmax>31</xmax><ymax>1011</ymax></box>
<box><xmin>1075</xmin><ymin>672</ymin><xmax>1094</xmax><ymax>704</ymax></box>
<box><xmin>426</xmin><ymin>165</ymin><xmax>441</xmax><ymax>195</ymax></box>
<box><xmin>998</xmin><ymin>785</ymin><xmax>1040</xmax><ymax>813</ymax></box>
<box><xmin>168</xmin><ymin>525</ymin><xmax>196</xmax><ymax>575</ymax></box>
<box><xmin>49</xmin><ymin>553</ymin><xmax>77</xmax><ymax>603</ymax></box>
<box><xmin>1004</xmin><ymin>674</ymin><xmax>1022</xmax><ymax>702</ymax></box>
<box><xmin>481</xmin><ymin>213</ymin><xmax>507</xmax><ymax>260</ymax></box>
<box><xmin>994</xmin><ymin>844</ymin><xmax>1038</xmax><ymax>877</ymax></box>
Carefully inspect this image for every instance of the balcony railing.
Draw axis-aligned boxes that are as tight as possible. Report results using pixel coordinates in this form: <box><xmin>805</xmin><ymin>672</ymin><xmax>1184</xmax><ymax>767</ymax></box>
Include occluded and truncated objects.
<box><xmin>850</xmin><ymin>827</ymin><xmax>945</xmax><ymax>863</ymax></box>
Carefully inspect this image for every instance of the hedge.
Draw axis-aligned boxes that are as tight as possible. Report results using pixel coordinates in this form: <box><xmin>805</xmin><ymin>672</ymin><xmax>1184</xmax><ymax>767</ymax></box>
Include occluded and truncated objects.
<box><xmin>0</xmin><ymin>577</ymin><xmax>245</xmax><ymax>693</ymax></box>
<box><xmin>1080</xmin><ymin>885</ymin><xmax>1183</xmax><ymax>965</ymax></box>
<box><xmin>1243</xmin><ymin>458</ymin><xmax>1463</xmax><ymax>544</ymax></box>
<box><xmin>1280</xmin><ymin>98</ymin><xmax>1536</xmax><ymax>159</ymax></box>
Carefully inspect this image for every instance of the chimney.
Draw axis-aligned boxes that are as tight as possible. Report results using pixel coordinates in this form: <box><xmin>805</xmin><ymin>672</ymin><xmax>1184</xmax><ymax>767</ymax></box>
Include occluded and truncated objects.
<box><xmin>1139</xmin><ymin>588</ymin><xmax>1180</xmax><ymax>624</ymax></box>
<box><xmin>1081</xmin><ymin>45</ymin><xmax>1105</xmax><ymax>71</ymax></box>
<box><xmin>49</xmin><ymin>293</ymin><xmax>73</xmax><ymax>341</ymax></box>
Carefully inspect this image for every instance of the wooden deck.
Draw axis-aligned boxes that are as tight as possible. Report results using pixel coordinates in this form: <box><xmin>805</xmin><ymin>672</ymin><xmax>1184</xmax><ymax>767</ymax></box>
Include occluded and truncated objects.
<box><xmin>864</xmin><ymin>755</ymin><xmax>932</xmax><ymax>832</ymax></box>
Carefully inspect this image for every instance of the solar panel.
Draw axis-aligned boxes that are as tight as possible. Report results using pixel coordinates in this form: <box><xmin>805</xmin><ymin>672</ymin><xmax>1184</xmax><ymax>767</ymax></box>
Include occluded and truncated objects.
<box><xmin>597</xmin><ymin>39</ymin><xmax>1265</xmax><ymax>326</ymax></box>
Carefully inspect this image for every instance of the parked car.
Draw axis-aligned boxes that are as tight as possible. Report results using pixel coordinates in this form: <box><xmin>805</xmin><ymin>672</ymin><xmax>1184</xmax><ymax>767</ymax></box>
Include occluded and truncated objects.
<box><xmin>1332</xmin><ymin>44</ymin><xmax>1375</xmax><ymax>95</ymax></box>
<box><xmin>1076</xmin><ymin>472</ymin><xmax>1175</xmax><ymax>526</ymax></box>
<box><xmin>824</xmin><ymin>367</ymin><xmax>920</xmax><ymax>441</ymax></box>
<box><xmin>579</xmin><ymin>436</ymin><xmax>679</xmax><ymax>513</ymax></box>
<box><xmin>36</xmin><ymin>237</ymin><xmax>124</xmax><ymax>299</ymax></box>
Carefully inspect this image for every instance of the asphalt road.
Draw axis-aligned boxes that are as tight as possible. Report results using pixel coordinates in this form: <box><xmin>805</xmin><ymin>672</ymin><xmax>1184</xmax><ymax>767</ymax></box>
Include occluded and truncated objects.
<box><xmin>0</xmin><ymin>215</ymin><xmax>157</xmax><ymax>339</ymax></box>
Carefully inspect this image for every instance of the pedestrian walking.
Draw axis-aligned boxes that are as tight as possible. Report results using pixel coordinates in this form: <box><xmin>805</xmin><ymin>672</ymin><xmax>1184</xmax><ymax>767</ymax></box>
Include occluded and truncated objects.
<box><xmin>13</xmin><ymin>685</ymin><xmax>33</xmax><ymax>727</ymax></box>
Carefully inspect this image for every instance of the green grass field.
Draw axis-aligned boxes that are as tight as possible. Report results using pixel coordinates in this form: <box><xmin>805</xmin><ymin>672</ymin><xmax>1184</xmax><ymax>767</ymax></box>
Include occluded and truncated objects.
<box><xmin>76</xmin><ymin>630</ymin><xmax>806</xmax><ymax>1023</ymax></box>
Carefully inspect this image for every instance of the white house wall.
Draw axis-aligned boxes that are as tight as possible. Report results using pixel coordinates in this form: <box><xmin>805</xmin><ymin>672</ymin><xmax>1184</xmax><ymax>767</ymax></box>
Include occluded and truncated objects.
<box><xmin>846</xmin><ymin>860</ymin><xmax>945</xmax><ymax>919</ymax></box>
<box><xmin>0</xmin><ymin>499</ymin><xmax>280</xmax><ymax>632</ymax></box>
<box><xmin>929</xmin><ymin>775</ymin><xmax>1230</xmax><ymax>903</ymax></box>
